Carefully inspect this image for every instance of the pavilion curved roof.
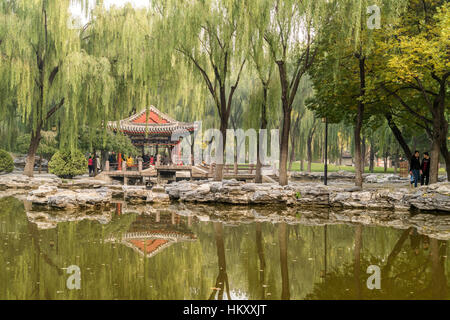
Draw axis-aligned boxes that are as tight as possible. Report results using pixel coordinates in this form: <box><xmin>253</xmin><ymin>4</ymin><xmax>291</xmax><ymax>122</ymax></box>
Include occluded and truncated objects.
<box><xmin>108</xmin><ymin>230</ymin><xmax>197</xmax><ymax>258</ymax></box>
<box><xmin>107</xmin><ymin>106</ymin><xmax>195</xmax><ymax>136</ymax></box>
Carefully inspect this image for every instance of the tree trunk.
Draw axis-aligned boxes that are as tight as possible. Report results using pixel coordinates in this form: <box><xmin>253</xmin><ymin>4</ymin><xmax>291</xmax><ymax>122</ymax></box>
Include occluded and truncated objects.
<box><xmin>38</xmin><ymin>153</ymin><xmax>42</xmax><ymax>174</ymax></box>
<box><xmin>279</xmin><ymin>109</ymin><xmax>291</xmax><ymax>186</ymax></box>
<box><xmin>307</xmin><ymin>131</ymin><xmax>314</xmax><ymax>173</ymax></box>
<box><xmin>24</xmin><ymin>128</ymin><xmax>42</xmax><ymax>177</ymax></box>
<box><xmin>361</xmin><ymin>136</ymin><xmax>366</xmax><ymax>171</ymax></box>
<box><xmin>384</xmin><ymin>151</ymin><xmax>388</xmax><ymax>173</ymax></box>
<box><xmin>369</xmin><ymin>140</ymin><xmax>375</xmax><ymax>173</ymax></box>
<box><xmin>214</xmin><ymin>120</ymin><xmax>227</xmax><ymax>181</ymax></box>
<box><xmin>300</xmin><ymin>159</ymin><xmax>304</xmax><ymax>172</ymax></box>
<box><xmin>430</xmin><ymin>84</ymin><xmax>448</xmax><ymax>184</ymax></box>
<box><xmin>430</xmin><ymin>136</ymin><xmax>440</xmax><ymax>184</ymax></box>
<box><xmin>394</xmin><ymin>149</ymin><xmax>399</xmax><ymax>174</ymax></box>
<box><xmin>255</xmin><ymin>87</ymin><xmax>268</xmax><ymax>184</ymax></box>
<box><xmin>440</xmin><ymin>139</ymin><xmax>450</xmax><ymax>181</ymax></box>
<box><xmin>94</xmin><ymin>151</ymin><xmax>98</xmax><ymax>176</ymax></box>
<box><xmin>101</xmin><ymin>150</ymin><xmax>108</xmax><ymax>170</ymax></box>
<box><xmin>288</xmin><ymin>115</ymin><xmax>300</xmax><ymax>172</ymax></box>
<box><xmin>385</xmin><ymin>113</ymin><xmax>412</xmax><ymax>160</ymax></box>
<box><xmin>233</xmin><ymin>137</ymin><xmax>238</xmax><ymax>175</ymax></box>
<box><xmin>354</xmin><ymin>55</ymin><xmax>365</xmax><ymax>188</ymax></box>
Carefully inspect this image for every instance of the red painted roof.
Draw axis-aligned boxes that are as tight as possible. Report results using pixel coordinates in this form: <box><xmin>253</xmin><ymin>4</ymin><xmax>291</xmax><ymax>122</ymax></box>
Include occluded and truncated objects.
<box><xmin>127</xmin><ymin>239</ymin><xmax>169</xmax><ymax>254</ymax></box>
<box><xmin>132</xmin><ymin>111</ymin><xmax>169</xmax><ymax>124</ymax></box>
<box><xmin>107</xmin><ymin>106</ymin><xmax>195</xmax><ymax>135</ymax></box>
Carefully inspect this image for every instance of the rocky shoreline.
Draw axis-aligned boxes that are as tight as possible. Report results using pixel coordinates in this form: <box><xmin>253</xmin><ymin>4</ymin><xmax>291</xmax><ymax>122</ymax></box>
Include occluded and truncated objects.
<box><xmin>24</xmin><ymin>201</ymin><xmax>450</xmax><ymax>240</ymax></box>
<box><xmin>1</xmin><ymin>173</ymin><xmax>449</xmax><ymax>213</ymax></box>
<box><xmin>290</xmin><ymin>170</ymin><xmax>447</xmax><ymax>184</ymax></box>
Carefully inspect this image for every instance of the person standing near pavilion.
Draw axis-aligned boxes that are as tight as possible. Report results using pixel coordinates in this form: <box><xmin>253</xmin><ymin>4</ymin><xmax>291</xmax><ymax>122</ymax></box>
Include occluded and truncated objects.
<box><xmin>150</xmin><ymin>155</ymin><xmax>155</xmax><ymax>166</ymax></box>
<box><xmin>126</xmin><ymin>155</ymin><xmax>134</xmax><ymax>170</ymax></box>
<box><xmin>409</xmin><ymin>151</ymin><xmax>421</xmax><ymax>188</ymax></box>
<box><xmin>420</xmin><ymin>152</ymin><xmax>431</xmax><ymax>186</ymax></box>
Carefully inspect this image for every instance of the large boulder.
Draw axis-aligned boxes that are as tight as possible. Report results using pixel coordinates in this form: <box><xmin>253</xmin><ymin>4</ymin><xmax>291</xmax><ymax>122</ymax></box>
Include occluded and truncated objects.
<box><xmin>0</xmin><ymin>174</ymin><xmax>61</xmax><ymax>190</ymax></box>
<box><xmin>409</xmin><ymin>183</ymin><xmax>450</xmax><ymax>212</ymax></box>
<box><xmin>123</xmin><ymin>186</ymin><xmax>150</xmax><ymax>204</ymax></box>
<box><xmin>27</xmin><ymin>186</ymin><xmax>112</xmax><ymax>209</ymax></box>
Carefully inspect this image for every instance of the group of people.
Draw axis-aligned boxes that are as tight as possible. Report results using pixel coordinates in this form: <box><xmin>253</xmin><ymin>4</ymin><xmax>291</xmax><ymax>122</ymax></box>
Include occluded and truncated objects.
<box><xmin>87</xmin><ymin>154</ymin><xmax>101</xmax><ymax>177</ymax></box>
<box><xmin>87</xmin><ymin>152</ymin><xmax>173</xmax><ymax>175</ymax></box>
<box><xmin>409</xmin><ymin>151</ymin><xmax>431</xmax><ymax>188</ymax></box>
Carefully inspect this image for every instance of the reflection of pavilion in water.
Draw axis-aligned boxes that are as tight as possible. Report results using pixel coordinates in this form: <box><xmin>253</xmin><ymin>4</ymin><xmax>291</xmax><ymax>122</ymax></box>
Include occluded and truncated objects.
<box><xmin>110</xmin><ymin>210</ymin><xmax>197</xmax><ymax>258</ymax></box>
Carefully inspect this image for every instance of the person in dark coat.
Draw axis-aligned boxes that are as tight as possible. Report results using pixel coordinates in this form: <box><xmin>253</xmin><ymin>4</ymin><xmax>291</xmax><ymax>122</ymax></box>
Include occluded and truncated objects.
<box><xmin>409</xmin><ymin>151</ymin><xmax>421</xmax><ymax>188</ymax></box>
<box><xmin>420</xmin><ymin>152</ymin><xmax>431</xmax><ymax>186</ymax></box>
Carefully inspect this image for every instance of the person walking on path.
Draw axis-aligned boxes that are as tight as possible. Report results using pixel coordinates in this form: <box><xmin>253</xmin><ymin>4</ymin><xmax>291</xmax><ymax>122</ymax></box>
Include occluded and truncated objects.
<box><xmin>421</xmin><ymin>152</ymin><xmax>431</xmax><ymax>186</ymax></box>
<box><xmin>88</xmin><ymin>156</ymin><xmax>94</xmax><ymax>177</ymax></box>
<box><xmin>409</xmin><ymin>151</ymin><xmax>421</xmax><ymax>188</ymax></box>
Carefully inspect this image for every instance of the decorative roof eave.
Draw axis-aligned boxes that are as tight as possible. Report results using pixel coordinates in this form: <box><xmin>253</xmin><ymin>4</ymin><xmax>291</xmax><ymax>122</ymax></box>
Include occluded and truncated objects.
<box><xmin>122</xmin><ymin>106</ymin><xmax>177</xmax><ymax>124</ymax></box>
<box><xmin>107</xmin><ymin>106</ymin><xmax>196</xmax><ymax>135</ymax></box>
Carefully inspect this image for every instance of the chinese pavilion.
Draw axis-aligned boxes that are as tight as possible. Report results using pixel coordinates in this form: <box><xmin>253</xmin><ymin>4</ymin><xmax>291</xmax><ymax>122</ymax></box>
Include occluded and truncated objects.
<box><xmin>107</xmin><ymin>106</ymin><xmax>195</xmax><ymax>164</ymax></box>
<box><xmin>107</xmin><ymin>213</ymin><xmax>197</xmax><ymax>259</ymax></box>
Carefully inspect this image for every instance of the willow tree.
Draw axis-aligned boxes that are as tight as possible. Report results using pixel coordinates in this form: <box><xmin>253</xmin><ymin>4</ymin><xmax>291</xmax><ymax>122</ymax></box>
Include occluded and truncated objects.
<box><xmin>247</xmin><ymin>17</ymin><xmax>276</xmax><ymax>183</ymax></box>
<box><xmin>244</xmin><ymin>0</ymin><xmax>328</xmax><ymax>186</ymax></box>
<box><xmin>0</xmin><ymin>0</ymin><xmax>114</xmax><ymax>177</ymax></box>
<box><xmin>375</xmin><ymin>0</ymin><xmax>449</xmax><ymax>183</ymax></box>
<box><xmin>153</xmin><ymin>0</ymin><xmax>247</xmax><ymax>181</ymax></box>
<box><xmin>308</xmin><ymin>0</ymin><xmax>407</xmax><ymax>187</ymax></box>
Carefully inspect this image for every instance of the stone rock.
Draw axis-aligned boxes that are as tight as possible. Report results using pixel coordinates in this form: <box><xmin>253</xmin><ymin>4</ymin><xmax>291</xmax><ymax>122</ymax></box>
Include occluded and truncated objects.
<box><xmin>123</xmin><ymin>186</ymin><xmax>150</xmax><ymax>204</ymax></box>
<box><xmin>27</xmin><ymin>187</ymin><xmax>112</xmax><ymax>209</ymax></box>
<box><xmin>0</xmin><ymin>173</ymin><xmax>61</xmax><ymax>190</ymax></box>
<box><xmin>164</xmin><ymin>180</ymin><xmax>450</xmax><ymax>213</ymax></box>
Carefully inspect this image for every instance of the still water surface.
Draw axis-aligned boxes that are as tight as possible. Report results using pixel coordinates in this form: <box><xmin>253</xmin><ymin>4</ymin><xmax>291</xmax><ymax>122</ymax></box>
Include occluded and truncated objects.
<box><xmin>0</xmin><ymin>197</ymin><xmax>448</xmax><ymax>300</ymax></box>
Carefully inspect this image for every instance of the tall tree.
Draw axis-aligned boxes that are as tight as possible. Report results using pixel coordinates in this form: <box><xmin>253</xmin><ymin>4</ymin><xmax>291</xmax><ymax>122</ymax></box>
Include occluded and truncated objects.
<box><xmin>247</xmin><ymin>0</ymin><xmax>328</xmax><ymax>186</ymax></box>
<box><xmin>376</xmin><ymin>0</ymin><xmax>449</xmax><ymax>182</ymax></box>
<box><xmin>308</xmin><ymin>0</ymin><xmax>408</xmax><ymax>187</ymax></box>
<box><xmin>157</xmin><ymin>0</ymin><xmax>247</xmax><ymax>181</ymax></box>
<box><xmin>0</xmin><ymin>0</ymin><xmax>114</xmax><ymax>177</ymax></box>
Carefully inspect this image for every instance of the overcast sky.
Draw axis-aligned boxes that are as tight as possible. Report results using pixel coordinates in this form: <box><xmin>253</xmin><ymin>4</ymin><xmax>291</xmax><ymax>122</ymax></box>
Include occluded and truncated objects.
<box><xmin>70</xmin><ymin>0</ymin><xmax>150</xmax><ymax>25</ymax></box>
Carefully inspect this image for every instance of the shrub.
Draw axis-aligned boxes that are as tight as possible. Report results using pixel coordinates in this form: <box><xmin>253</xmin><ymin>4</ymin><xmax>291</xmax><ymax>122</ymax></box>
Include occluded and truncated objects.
<box><xmin>48</xmin><ymin>150</ymin><xmax>87</xmax><ymax>179</ymax></box>
<box><xmin>0</xmin><ymin>150</ymin><xmax>14</xmax><ymax>174</ymax></box>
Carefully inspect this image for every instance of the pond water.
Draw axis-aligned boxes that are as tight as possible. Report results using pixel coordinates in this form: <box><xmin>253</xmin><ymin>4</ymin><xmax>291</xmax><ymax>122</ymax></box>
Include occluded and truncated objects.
<box><xmin>0</xmin><ymin>197</ymin><xmax>449</xmax><ymax>300</ymax></box>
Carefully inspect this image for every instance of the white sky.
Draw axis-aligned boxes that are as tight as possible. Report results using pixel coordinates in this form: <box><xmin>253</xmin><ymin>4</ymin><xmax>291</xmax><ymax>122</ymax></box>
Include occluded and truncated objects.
<box><xmin>70</xmin><ymin>0</ymin><xmax>150</xmax><ymax>25</ymax></box>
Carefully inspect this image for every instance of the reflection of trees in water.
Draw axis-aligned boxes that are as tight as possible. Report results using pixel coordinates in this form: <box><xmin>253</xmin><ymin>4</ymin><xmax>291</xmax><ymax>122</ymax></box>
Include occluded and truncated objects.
<box><xmin>279</xmin><ymin>222</ymin><xmax>290</xmax><ymax>300</ymax></box>
<box><xmin>256</xmin><ymin>222</ymin><xmax>266</xmax><ymax>299</ymax></box>
<box><xmin>305</xmin><ymin>227</ymin><xmax>449</xmax><ymax>300</ymax></box>
<box><xmin>209</xmin><ymin>222</ymin><xmax>231</xmax><ymax>300</ymax></box>
<box><xmin>0</xmin><ymin>197</ymin><xmax>139</xmax><ymax>299</ymax></box>
<box><xmin>1</xmin><ymin>197</ymin><xmax>449</xmax><ymax>300</ymax></box>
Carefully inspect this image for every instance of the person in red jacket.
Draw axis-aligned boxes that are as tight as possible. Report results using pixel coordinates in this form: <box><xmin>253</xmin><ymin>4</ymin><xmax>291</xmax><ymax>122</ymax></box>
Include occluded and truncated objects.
<box><xmin>421</xmin><ymin>152</ymin><xmax>431</xmax><ymax>186</ymax></box>
<box><xmin>88</xmin><ymin>156</ymin><xmax>94</xmax><ymax>176</ymax></box>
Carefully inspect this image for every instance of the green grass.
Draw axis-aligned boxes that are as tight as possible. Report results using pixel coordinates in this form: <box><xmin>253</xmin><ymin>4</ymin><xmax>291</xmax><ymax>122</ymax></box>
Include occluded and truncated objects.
<box><xmin>290</xmin><ymin>162</ymin><xmax>446</xmax><ymax>174</ymax></box>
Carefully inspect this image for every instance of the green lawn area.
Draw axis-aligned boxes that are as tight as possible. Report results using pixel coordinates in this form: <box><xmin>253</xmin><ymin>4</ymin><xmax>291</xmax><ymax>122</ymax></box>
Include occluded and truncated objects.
<box><xmin>290</xmin><ymin>162</ymin><xmax>446</xmax><ymax>174</ymax></box>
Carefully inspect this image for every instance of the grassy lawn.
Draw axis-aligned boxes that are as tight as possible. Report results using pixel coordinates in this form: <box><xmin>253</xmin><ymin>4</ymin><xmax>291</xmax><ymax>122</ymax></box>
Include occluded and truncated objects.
<box><xmin>290</xmin><ymin>162</ymin><xmax>446</xmax><ymax>174</ymax></box>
